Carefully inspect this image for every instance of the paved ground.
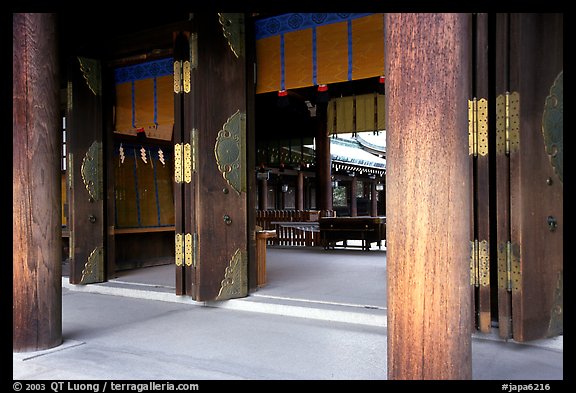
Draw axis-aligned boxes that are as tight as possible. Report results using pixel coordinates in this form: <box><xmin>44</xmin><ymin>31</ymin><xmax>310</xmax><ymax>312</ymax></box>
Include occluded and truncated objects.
<box><xmin>13</xmin><ymin>285</ymin><xmax>563</xmax><ymax>381</ymax></box>
<box><xmin>13</xmin><ymin>246</ymin><xmax>564</xmax><ymax>382</ymax></box>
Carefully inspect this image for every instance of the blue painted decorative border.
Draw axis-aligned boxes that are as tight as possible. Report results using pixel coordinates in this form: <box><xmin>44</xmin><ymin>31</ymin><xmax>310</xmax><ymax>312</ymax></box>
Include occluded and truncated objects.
<box><xmin>114</xmin><ymin>58</ymin><xmax>173</xmax><ymax>84</ymax></box>
<box><xmin>255</xmin><ymin>13</ymin><xmax>373</xmax><ymax>40</ymax></box>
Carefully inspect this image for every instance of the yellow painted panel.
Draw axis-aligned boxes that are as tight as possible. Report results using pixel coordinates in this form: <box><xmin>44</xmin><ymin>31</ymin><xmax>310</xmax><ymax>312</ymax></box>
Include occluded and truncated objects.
<box><xmin>115</xmin><ymin>82</ymin><xmax>133</xmax><ymax>134</ymax></box>
<box><xmin>352</xmin><ymin>14</ymin><xmax>385</xmax><ymax>80</ymax></box>
<box><xmin>256</xmin><ymin>35</ymin><xmax>281</xmax><ymax>93</ymax></box>
<box><xmin>317</xmin><ymin>21</ymin><xmax>348</xmax><ymax>85</ymax></box>
<box><xmin>335</xmin><ymin>96</ymin><xmax>355</xmax><ymax>133</ymax></box>
<box><xmin>284</xmin><ymin>29</ymin><xmax>313</xmax><ymax>90</ymax></box>
<box><xmin>134</xmin><ymin>78</ymin><xmax>155</xmax><ymax>130</ymax></box>
<box><xmin>356</xmin><ymin>93</ymin><xmax>376</xmax><ymax>132</ymax></box>
<box><xmin>147</xmin><ymin>75</ymin><xmax>174</xmax><ymax>141</ymax></box>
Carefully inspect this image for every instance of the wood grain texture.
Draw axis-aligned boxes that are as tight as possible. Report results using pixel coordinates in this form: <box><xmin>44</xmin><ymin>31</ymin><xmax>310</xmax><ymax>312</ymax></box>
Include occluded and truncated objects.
<box><xmin>385</xmin><ymin>13</ymin><xmax>472</xmax><ymax>379</ymax></box>
<box><xmin>13</xmin><ymin>13</ymin><xmax>62</xmax><ymax>351</ymax></box>
<box><xmin>508</xmin><ymin>13</ymin><xmax>563</xmax><ymax>341</ymax></box>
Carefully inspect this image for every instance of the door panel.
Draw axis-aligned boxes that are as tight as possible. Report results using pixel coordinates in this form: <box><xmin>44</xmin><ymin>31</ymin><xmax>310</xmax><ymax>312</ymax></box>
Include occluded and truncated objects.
<box><xmin>174</xmin><ymin>13</ymin><xmax>249</xmax><ymax>301</ymax></box>
<box><xmin>508</xmin><ymin>13</ymin><xmax>563</xmax><ymax>341</ymax></box>
<box><xmin>494</xmin><ymin>14</ymin><xmax>513</xmax><ymax>339</ymax></box>
<box><xmin>473</xmin><ymin>13</ymin><xmax>562</xmax><ymax>341</ymax></box>
<box><xmin>470</xmin><ymin>13</ymin><xmax>492</xmax><ymax>333</ymax></box>
<box><xmin>67</xmin><ymin>57</ymin><xmax>106</xmax><ymax>284</ymax></box>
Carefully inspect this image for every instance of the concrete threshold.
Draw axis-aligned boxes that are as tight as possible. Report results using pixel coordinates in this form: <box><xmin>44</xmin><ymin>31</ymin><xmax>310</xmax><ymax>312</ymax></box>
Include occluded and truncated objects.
<box><xmin>61</xmin><ymin>277</ymin><xmax>563</xmax><ymax>352</ymax></box>
<box><xmin>62</xmin><ymin>277</ymin><xmax>387</xmax><ymax>328</ymax></box>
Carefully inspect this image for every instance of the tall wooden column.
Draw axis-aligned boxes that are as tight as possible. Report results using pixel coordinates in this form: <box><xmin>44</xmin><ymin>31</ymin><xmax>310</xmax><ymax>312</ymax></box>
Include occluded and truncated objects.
<box><xmin>315</xmin><ymin>103</ymin><xmax>332</xmax><ymax>216</ymax></box>
<box><xmin>385</xmin><ymin>13</ymin><xmax>471</xmax><ymax>379</ymax></box>
<box><xmin>258</xmin><ymin>177</ymin><xmax>268</xmax><ymax>210</ymax></box>
<box><xmin>13</xmin><ymin>13</ymin><xmax>62</xmax><ymax>352</ymax></box>
<box><xmin>350</xmin><ymin>176</ymin><xmax>357</xmax><ymax>217</ymax></box>
<box><xmin>370</xmin><ymin>182</ymin><xmax>378</xmax><ymax>217</ymax></box>
<box><xmin>296</xmin><ymin>170</ymin><xmax>304</xmax><ymax>211</ymax></box>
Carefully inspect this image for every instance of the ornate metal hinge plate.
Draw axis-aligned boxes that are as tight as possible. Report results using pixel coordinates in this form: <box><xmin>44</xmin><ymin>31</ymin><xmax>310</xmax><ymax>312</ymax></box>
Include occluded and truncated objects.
<box><xmin>81</xmin><ymin>141</ymin><xmax>103</xmax><ymax>201</ymax></box>
<box><xmin>80</xmin><ymin>246</ymin><xmax>104</xmax><ymax>284</ymax></box>
<box><xmin>214</xmin><ymin>110</ymin><xmax>246</xmax><ymax>195</ymax></box>
<box><xmin>218</xmin><ymin>13</ymin><xmax>245</xmax><ymax>58</ymax></box>
<box><xmin>542</xmin><ymin>70</ymin><xmax>563</xmax><ymax>183</ymax></box>
<box><xmin>78</xmin><ymin>57</ymin><xmax>101</xmax><ymax>96</ymax></box>
<box><xmin>216</xmin><ymin>248</ymin><xmax>248</xmax><ymax>300</ymax></box>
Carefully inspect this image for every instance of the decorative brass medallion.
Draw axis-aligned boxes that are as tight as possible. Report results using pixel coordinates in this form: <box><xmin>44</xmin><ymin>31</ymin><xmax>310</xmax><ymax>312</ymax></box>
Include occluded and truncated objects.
<box><xmin>214</xmin><ymin>110</ymin><xmax>246</xmax><ymax>195</ymax></box>
<box><xmin>216</xmin><ymin>249</ymin><xmax>248</xmax><ymax>300</ymax></box>
<box><xmin>77</xmin><ymin>57</ymin><xmax>101</xmax><ymax>96</ymax></box>
<box><xmin>218</xmin><ymin>13</ymin><xmax>245</xmax><ymax>58</ymax></box>
<box><xmin>81</xmin><ymin>141</ymin><xmax>103</xmax><ymax>201</ymax></box>
<box><xmin>542</xmin><ymin>71</ymin><xmax>563</xmax><ymax>183</ymax></box>
<box><xmin>80</xmin><ymin>246</ymin><xmax>104</xmax><ymax>284</ymax></box>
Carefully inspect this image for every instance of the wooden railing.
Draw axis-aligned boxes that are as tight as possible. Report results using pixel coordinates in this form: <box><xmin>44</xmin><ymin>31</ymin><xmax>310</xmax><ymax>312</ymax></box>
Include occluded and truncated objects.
<box><xmin>256</xmin><ymin>210</ymin><xmax>321</xmax><ymax>247</ymax></box>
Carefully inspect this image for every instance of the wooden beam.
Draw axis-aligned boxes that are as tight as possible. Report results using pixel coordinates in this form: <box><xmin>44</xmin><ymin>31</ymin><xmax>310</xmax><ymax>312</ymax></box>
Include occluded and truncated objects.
<box><xmin>13</xmin><ymin>13</ymin><xmax>62</xmax><ymax>352</ymax></box>
<box><xmin>385</xmin><ymin>13</ymin><xmax>472</xmax><ymax>379</ymax></box>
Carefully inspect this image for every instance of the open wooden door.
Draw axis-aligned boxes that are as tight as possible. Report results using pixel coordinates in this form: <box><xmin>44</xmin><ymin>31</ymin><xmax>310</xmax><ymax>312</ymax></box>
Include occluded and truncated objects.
<box><xmin>67</xmin><ymin>57</ymin><xmax>106</xmax><ymax>284</ymax></box>
<box><xmin>174</xmin><ymin>13</ymin><xmax>250</xmax><ymax>301</ymax></box>
<box><xmin>469</xmin><ymin>13</ymin><xmax>492</xmax><ymax>334</ymax></box>
<box><xmin>502</xmin><ymin>13</ymin><xmax>563</xmax><ymax>342</ymax></box>
<box><xmin>470</xmin><ymin>13</ymin><xmax>563</xmax><ymax>341</ymax></box>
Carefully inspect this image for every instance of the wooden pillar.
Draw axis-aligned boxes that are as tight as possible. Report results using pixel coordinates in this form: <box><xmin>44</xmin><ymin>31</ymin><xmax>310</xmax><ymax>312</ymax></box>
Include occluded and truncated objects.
<box><xmin>315</xmin><ymin>103</ymin><xmax>332</xmax><ymax>216</ymax></box>
<box><xmin>370</xmin><ymin>182</ymin><xmax>378</xmax><ymax>217</ymax></box>
<box><xmin>258</xmin><ymin>177</ymin><xmax>268</xmax><ymax>210</ymax></box>
<box><xmin>385</xmin><ymin>13</ymin><xmax>472</xmax><ymax>379</ymax></box>
<box><xmin>13</xmin><ymin>13</ymin><xmax>62</xmax><ymax>352</ymax></box>
<box><xmin>350</xmin><ymin>176</ymin><xmax>358</xmax><ymax>217</ymax></box>
<box><xmin>296</xmin><ymin>171</ymin><xmax>304</xmax><ymax>211</ymax></box>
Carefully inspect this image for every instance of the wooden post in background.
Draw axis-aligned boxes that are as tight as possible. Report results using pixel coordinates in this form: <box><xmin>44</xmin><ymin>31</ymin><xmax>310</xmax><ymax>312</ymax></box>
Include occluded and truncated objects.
<box><xmin>258</xmin><ymin>176</ymin><xmax>268</xmax><ymax>210</ymax></box>
<box><xmin>296</xmin><ymin>170</ymin><xmax>304</xmax><ymax>211</ymax></box>
<box><xmin>350</xmin><ymin>176</ymin><xmax>357</xmax><ymax>217</ymax></box>
<box><xmin>385</xmin><ymin>13</ymin><xmax>472</xmax><ymax>379</ymax></box>
<box><xmin>315</xmin><ymin>103</ymin><xmax>332</xmax><ymax>216</ymax></box>
<box><xmin>13</xmin><ymin>13</ymin><xmax>62</xmax><ymax>352</ymax></box>
<box><xmin>370</xmin><ymin>182</ymin><xmax>378</xmax><ymax>217</ymax></box>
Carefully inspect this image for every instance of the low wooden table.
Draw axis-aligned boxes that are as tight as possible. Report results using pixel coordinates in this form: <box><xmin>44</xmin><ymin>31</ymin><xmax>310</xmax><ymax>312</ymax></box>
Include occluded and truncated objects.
<box><xmin>319</xmin><ymin>216</ymin><xmax>386</xmax><ymax>251</ymax></box>
<box><xmin>256</xmin><ymin>230</ymin><xmax>277</xmax><ymax>287</ymax></box>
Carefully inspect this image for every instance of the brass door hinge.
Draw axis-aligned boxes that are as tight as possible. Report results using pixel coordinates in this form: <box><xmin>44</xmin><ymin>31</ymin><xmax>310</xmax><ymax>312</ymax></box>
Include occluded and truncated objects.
<box><xmin>173</xmin><ymin>60</ymin><xmax>191</xmax><ymax>94</ymax></box>
<box><xmin>497</xmin><ymin>241</ymin><xmax>521</xmax><ymax>292</ymax></box>
<box><xmin>175</xmin><ymin>233</ymin><xmax>183</xmax><ymax>266</ymax></box>
<box><xmin>468</xmin><ymin>98</ymin><xmax>488</xmax><ymax>157</ymax></box>
<box><xmin>470</xmin><ymin>239</ymin><xmax>490</xmax><ymax>287</ymax></box>
<box><xmin>174</xmin><ymin>142</ymin><xmax>193</xmax><ymax>184</ymax></box>
<box><xmin>175</xmin><ymin>232</ymin><xmax>197</xmax><ymax>268</ymax></box>
<box><xmin>496</xmin><ymin>92</ymin><xmax>520</xmax><ymax>155</ymax></box>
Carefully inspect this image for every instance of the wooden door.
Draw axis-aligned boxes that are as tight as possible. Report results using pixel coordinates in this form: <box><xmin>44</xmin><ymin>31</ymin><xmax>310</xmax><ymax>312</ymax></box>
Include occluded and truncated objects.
<box><xmin>505</xmin><ymin>13</ymin><xmax>563</xmax><ymax>341</ymax></box>
<box><xmin>470</xmin><ymin>13</ymin><xmax>563</xmax><ymax>342</ymax></box>
<box><xmin>174</xmin><ymin>13</ymin><xmax>250</xmax><ymax>301</ymax></box>
<box><xmin>67</xmin><ymin>57</ymin><xmax>106</xmax><ymax>284</ymax></box>
<box><xmin>469</xmin><ymin>13</ymin><xmax>492</xmax><ymax>334</ymax></box>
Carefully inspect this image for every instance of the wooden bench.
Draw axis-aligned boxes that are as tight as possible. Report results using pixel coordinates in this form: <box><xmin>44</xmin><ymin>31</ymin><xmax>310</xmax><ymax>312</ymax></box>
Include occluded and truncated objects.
<box><xmin>319</xmin><ymin>216</ymin><xmax>386</xmax><ymax>251</ymax></box>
